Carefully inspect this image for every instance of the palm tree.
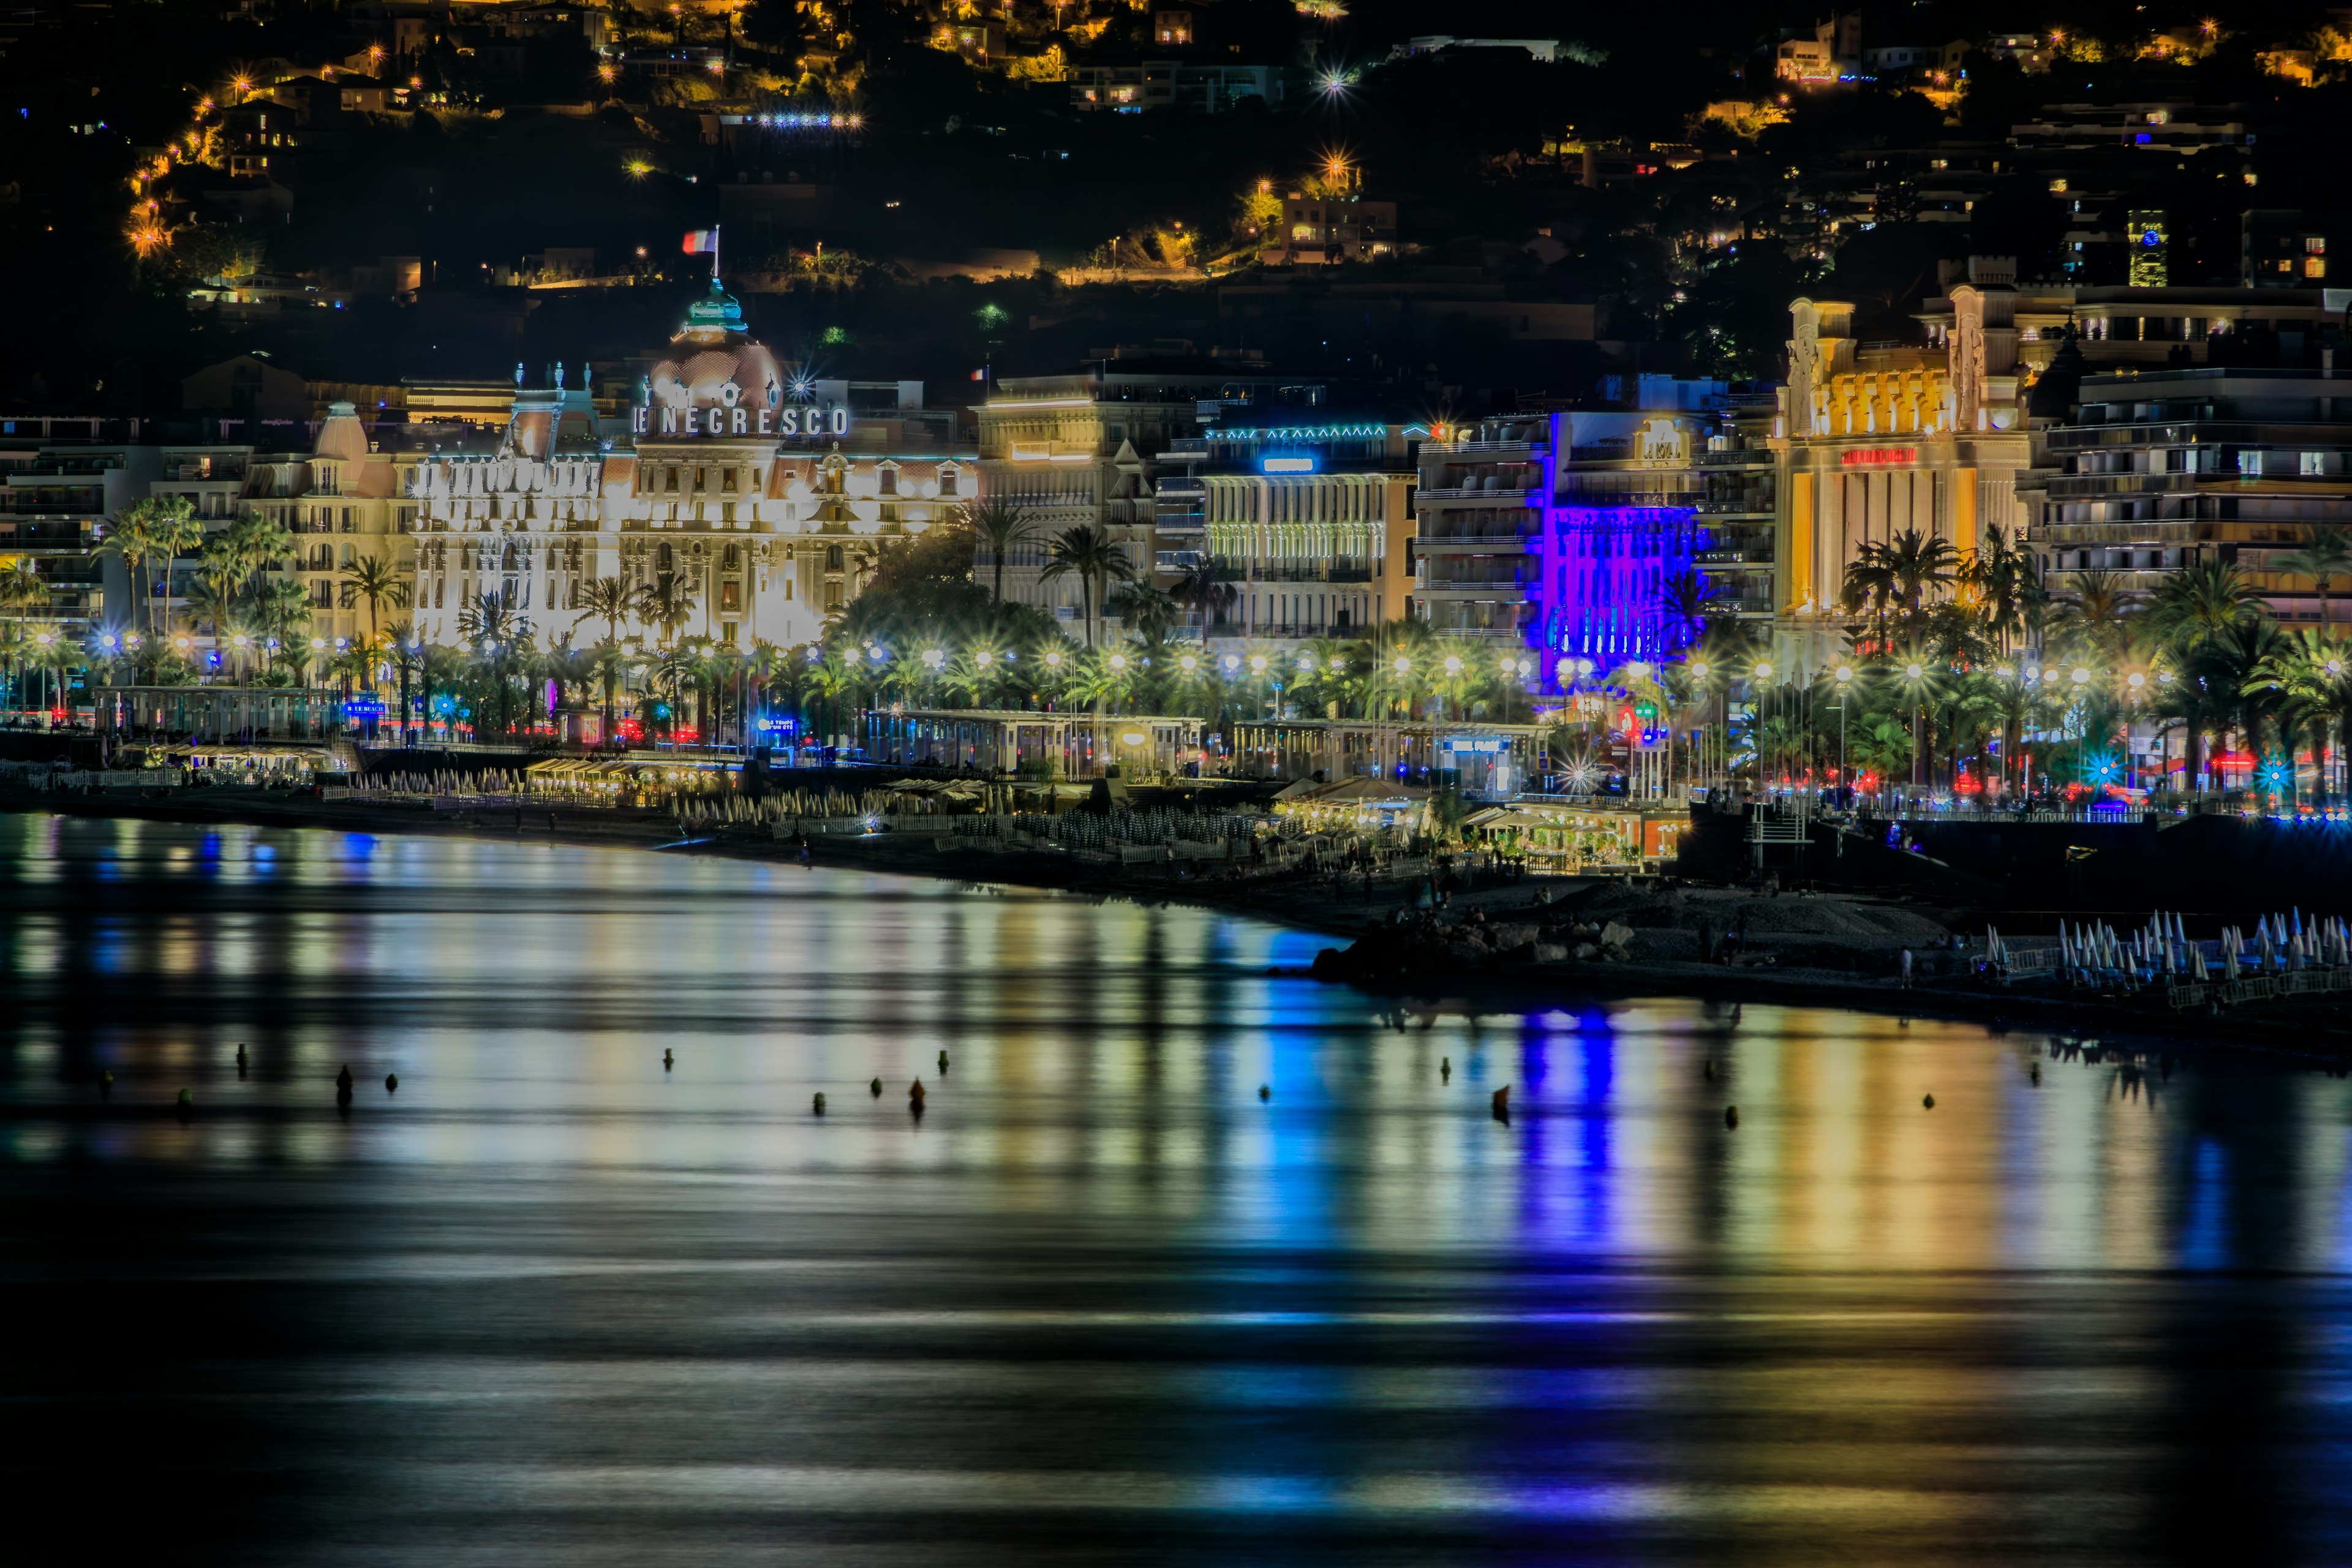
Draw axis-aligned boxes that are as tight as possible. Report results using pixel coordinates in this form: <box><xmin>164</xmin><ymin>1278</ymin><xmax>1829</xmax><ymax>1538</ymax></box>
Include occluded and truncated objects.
<box><xmin>1839</xmin><ymin>541</ymin><xmax>1898</xmax><ymax>649</ymax></box>
<box><xmin>1882</xmin><ymin>527</ymin><xmax>1960</xmax><ymax>625</ymax></box>
<box><xmin>1658</xmin><ymin>567</ymin><xmax>1719</xmax><ymax>650</ymax></box>
<box><xmin>2274</xmin><ymin>522</ymin><xmax>2352</xmax><ymax>633</ymax></box>
<box><xmin>458</xmin><ymin>589</ymin><xmax>533</xmax><ymax>737</ymax></box>
<box><xmin>1107</xmin><ymin>579</ymin><xmax>1182</xmax><ymax>643</ymax></box>
<box><xmin>340</xmin><ymin>553</ymin><xmax>412</xmax><ymax>646</ymax></box>
<box><xmin>640</xmin><ymin>574</ymin><xmax>698</xmax><ymax>648</ymax></box>
<box><xmin>587</xmin><ymin>641</ymin><xmax>634</xmax><ymax>746</ymax></box>
<box><xmin>2053</xmin><ymin>568</ymin><xmax>2143</xmax><ymax>664</ymax></box>
<box><xmin>97</xmin><ymin>502</ymin><xmax>157</xmax><ymax>641</ymax></box>
<box><xmin>962</xmin><ymin>497</ymin><xmax>1034</xmax><ymax>604</ymax></box>
<box><xmin>383</xmin><ymin>619</ymin><xmax>420</xmax><ymax>744</ymax></box>
<box><xmin>216</xmin><ymin>512</ymin><xmax>296</xmax><ymax>595</ymax></box>
<box><xmin>1961</xmin><ymin>526</ymin><xmax>2032</xmax><ymax>653</ymax></box>
<box><xmin>1170</xmin><ymin>561</ymin><xmax>1237</xmax><ymax>636</ymax></box>
<box><xmin>254</xmin><ymin>577</ymin><xmax>312</xmax><ymax>674</ymax></box>
<box><xmin>0</xmin><ymin>560</ymin><xmax>50</xmax><ymax>709</ymax></box>
<box><xmin>1039</xmin><ymin>522</ymin><xmax>1134</xmax><ymax>648</ymax></box>
<box><xmin>2245</xmin><ymin>627</ymin><xmax>2352</xmax><ymax>807</ymax></box>
<box><xmin>575</xmin><ymin>575</ymin><xmax>646</xmax><ymax>645</ymax></box>
<box><xmin>651</xmin><ymin>644</ymin><xmax>698</xmax><ymax>738</ymax></box>
<box><xmin>2149</xmin><ymin>558</ymin><xmax>2263</xmax><ymax>650</ymax></box>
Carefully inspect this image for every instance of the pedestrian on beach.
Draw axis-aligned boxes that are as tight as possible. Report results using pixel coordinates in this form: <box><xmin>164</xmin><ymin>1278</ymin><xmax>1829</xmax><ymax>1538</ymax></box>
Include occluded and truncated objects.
<box><xmin>1900</xmin><ymin>948</ymin><xmax>1913</xmax><ymax>989</ymax></box>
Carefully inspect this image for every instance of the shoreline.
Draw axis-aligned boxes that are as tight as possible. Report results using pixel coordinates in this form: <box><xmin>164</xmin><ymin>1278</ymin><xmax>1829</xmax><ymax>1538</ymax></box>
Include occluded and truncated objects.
<box><xmin>13</xmin><ymin>790</ymin><xmax>2352</xmax><ymax>1063</ymax></box>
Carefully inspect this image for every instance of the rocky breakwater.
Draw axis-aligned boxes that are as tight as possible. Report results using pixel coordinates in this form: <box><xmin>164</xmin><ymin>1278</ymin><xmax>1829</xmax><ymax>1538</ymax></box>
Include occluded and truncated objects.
<box><xmin>1309</xmin><ymin>879</ymin><xmax>1961</xmax><ymax>987</ymax></box>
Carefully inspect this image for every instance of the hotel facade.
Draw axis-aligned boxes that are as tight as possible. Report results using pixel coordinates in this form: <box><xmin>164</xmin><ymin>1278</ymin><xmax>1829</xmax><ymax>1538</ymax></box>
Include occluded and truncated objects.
<box><xmin>402</xmin><ymin>281</ymin><xmax>974</xmax><ymax>653</ymax></box>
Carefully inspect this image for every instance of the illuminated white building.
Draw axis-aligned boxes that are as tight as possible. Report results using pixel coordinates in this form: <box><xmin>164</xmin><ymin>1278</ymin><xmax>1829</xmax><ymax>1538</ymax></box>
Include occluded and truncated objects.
<box><xmin>403</xmin><ymin>280</ymin><xmax>975</xmax><ymax>652</ymax></box>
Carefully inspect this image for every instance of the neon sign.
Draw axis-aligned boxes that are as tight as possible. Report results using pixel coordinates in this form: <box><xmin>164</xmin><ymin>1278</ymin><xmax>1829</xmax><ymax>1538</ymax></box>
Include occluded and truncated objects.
<box><xmin>1841</xmin><ymin>447</ymin><xmax>1917</xmax><ymax>466</ymax></box>
<box><xmin>1261</xmin><ymin>456</ymin><xmax>1317</xmax><ymax>473</ymax></box>
<box><xmin>633</xmin><ymin>403</ymin><xmax>850</xmax><ymax>439</ymax></box>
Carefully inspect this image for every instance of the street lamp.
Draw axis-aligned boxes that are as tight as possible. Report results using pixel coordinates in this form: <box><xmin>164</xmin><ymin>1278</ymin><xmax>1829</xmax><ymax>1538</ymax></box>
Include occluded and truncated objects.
<box><xmin>1901</xmin><ymin>660</ymin><xmax>1930</xmax><ymax>805</ymax></box>
<box><xmin>1833</xmin><ymin>663</ymin><xmax>1854</xmax><ymax>802</ymax></box>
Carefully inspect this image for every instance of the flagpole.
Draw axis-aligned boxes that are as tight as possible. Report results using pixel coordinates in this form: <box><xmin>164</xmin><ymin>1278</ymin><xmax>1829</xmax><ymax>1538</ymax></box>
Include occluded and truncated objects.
<box><xmin>712</xmin><ymin>224</ymin><xmax>721</xmax><ymax>284</ymax></box>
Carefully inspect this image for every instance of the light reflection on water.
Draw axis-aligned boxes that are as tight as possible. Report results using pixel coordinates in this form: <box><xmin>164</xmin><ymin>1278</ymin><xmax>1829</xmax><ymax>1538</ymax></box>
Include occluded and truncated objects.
<box><xmin>5</xmin><ymin>812</ymin><xmax>2352</xmax><ymax>1564</ymax></box>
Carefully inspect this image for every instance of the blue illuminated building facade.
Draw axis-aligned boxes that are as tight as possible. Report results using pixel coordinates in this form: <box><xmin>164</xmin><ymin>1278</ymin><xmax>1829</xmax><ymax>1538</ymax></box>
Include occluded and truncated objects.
<box><xmin>1416</xmin><ymin>380</ymin><xmax>1776</xmax><ymax>679</ymax></box>
<box><xmin>1538</xmin><ymin>382</ymin><xmax>1779</xmax><ymax>668</ymax></box>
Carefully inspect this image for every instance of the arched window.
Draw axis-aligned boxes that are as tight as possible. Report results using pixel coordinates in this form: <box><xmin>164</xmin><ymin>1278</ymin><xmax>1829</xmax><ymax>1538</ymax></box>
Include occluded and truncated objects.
<box><xmin>722</xmin><ymin>543</ymin><xmax>741</xmax><ymax>569</ymax></box>
<box><xmin>657</xmin><ymin>543</ymin><xmax>674</xmax><ymax>571</ymax></box>
<box><xmin>826</xmin><ymin>545</ymin><xmax>845</xmax><ymax>570</ymax></box>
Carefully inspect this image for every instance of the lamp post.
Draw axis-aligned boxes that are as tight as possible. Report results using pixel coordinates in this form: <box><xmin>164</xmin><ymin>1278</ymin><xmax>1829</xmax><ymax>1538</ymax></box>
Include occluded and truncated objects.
<box><xmin>2124</xmin><ymin>669</ymin><xmax>2147</xmax><ymax>793</ymax></box>
<box><xmin>1388</xmin><ymin>654</ymin><xmax>1411</xmax><ymax>778</ymax></box>
<box><xmin>1904</xmin><ymin>660</ymin><xmax>1926</xmax><ymax>808</ymax></box>
<box><xmin>2070</xmin><ymin>665</ymin><xmax>2092</xmax><ymax>802</ymax></box>
<box><xmin>1833</xmin><ymin>663</ymin><xmax>1853</xmax><ymax>806</ymax></box>
<box><xmin>1753</xmin><ymin>659</ymin><xmax>1773</xmax><ymax>800</ymax></box>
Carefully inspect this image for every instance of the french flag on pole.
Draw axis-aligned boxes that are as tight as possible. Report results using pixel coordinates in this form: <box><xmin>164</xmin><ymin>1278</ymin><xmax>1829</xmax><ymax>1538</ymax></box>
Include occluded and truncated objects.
<box><xmin>682</xmin><ymin>229</ymin><xmax>718</xmax><ymax>255</ymax></box>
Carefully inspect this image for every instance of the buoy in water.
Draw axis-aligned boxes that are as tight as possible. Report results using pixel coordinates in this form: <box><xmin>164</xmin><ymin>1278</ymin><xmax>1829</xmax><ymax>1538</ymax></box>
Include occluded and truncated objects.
<box><xmin>937</xmin><ymin>1050</ymin><xmax>949</xmax><ymax>1072</ymax></box>
<box><xmin>335</xmin><ymin>1065</ymin><xmax>353</xmax><ymax>1092</ymax></box>
<box><xmin>909</xmin><ymin>1078</ymin><xmax>926</xmax><ymax>1104</ymax></box>
<box><xmin>812</xmin><ymin>1092</ymin><xmax>827</xmax><ymax>1115</ymax></box>
<box><xmin>177</xmin><ymin>1088</ymin><xmax>193</xmax><ymax>1107</ymax></box>
<box><xmin>1922</xmin><ymin>1092</ymin><xmax>1936</xmax><ymax>1109</ymax></box>
<box><xmin>1491</xmin><ymin>1085</ymin><xmax>1510</xmax><ymax>1112</ymax></box>
<box><xmin>1440</xmin><ymin>1056</ymin><xmax>1451</xmax><ymax>1082</ymax></box>
<box><xmin>870</xmin><ymin>1077</ymin><xmax>883</xmax><ymax>1097</ymax></box>
<box><xmin>1704</xmin><ymin>1060</ymin><xmax>1717</xmax><ymax>1080</ymax></box>
<box><xmin>2029</xmin><ymin>1063</ymin><xmax>2041</xmax><ymax>1086</ymax></box>
<box><xmin>663</xmin><ymin>1049</ymin><xmax>674</xmax><ymax>1070</ymax></box>
<box><xmin>384</xmin><ymin>1073</ymin><xmax>398</xmax><ymax>1093</ymax></box>
<box><xmin>1257</xmin><ymin>1084</ymin><xmax>1271</xmax><ymax>1102</ymax></box>
<box><xmin>235</xmin><ymin>1043</ymin><xmax>247</xmax><ymax>1064</ymax></box>
<box><xmin>1725</xmin><ymin>1105</ymin><xmax>1740</xmax><ymax>1129</ymax></box>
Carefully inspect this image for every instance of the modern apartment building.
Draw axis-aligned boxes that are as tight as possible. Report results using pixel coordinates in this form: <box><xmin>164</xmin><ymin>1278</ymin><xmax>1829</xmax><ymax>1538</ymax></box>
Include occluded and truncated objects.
<box><xmin>1155</xmin><ymin>417</ymin><xmax>1420</xmax><ymax>645</ymax></box>
<box><xmin>2018</xmin><ymin>360</ymin><xmax>2352</xmax><ymax>622</ymax></box>
<box><xmin>1411</xmin><ymin>413</ymin><xmax>1550</xmax><ymax>646</ymax></box>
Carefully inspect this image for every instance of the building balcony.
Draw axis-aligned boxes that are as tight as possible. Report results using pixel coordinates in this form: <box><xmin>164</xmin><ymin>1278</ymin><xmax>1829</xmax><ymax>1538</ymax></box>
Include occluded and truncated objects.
<box><xmin>1413</xmin><ymin>534</ymin><xmax>1536</xmax><ymax>554</ymax></box>
<box><xmin>1428</xmin><ymin>439</ymin><xmax>1540</xmax><ymax>457</ymax></box>
<box><xmin>1417</xmin><ymin>486</ymin><xmax>1542</xmax><ymax>502</ymax></box>
<box><xmin>2043</xmin><ymin>472</ymin><xmax>2201</xmax><ymax>499</ymax></box>
<box><xmin>1417</xmin><ymin>580</ymin><xmax>1537</xmax><ymax>598</ymax></box>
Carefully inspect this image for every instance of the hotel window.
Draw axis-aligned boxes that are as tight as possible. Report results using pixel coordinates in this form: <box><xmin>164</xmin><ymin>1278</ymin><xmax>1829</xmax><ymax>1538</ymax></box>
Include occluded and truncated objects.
<box><xmin>2309</xmin><ymin>257</ymin><xmax>2328</xmax><ymax>279</ymax></box>
<box><xmin>665</xmin><ymin>467</ymin><xmax>679</xmax><ymax>492</ymax></box>
<box><xmin>720</xmin><ymin>620</ymin><xmax>738</xmax><ymax>645</ymax></box>
<box><xmin>938</xmin><ymin>466</ymin><xmax>959</xmax><ymax>497</ymax></box>
<box><xmin>826</xmin><ymin>545</ymin><xmax>845</xmax><ymax>570</ymax></box>
<box><xmin>722</xmin><ymin>468</ymin><xmax>738</xmax><ymax>492</ymax></box>
<box><xmin>722</xmin><ymin>502</ymin><xmax>736</xmax><ymax>524</ymax></box>
<box><xmin>878</xmin><ymin>465</ymin><xmax>898</xmax><ymax>496</ymax></box>
<box><xmin>694</xmin><ymin>467</ymin><xmax>707</xmax><ymax>491</ymax></box>
<box><xmin>720</xmin><ymin>580</ymin><xmax>741</xmax><ymax>612</ymax></box>
<box><xmin>722</xmin><ymin>544</ymin><xmax>741</xmax><ymax>569</ymax></box>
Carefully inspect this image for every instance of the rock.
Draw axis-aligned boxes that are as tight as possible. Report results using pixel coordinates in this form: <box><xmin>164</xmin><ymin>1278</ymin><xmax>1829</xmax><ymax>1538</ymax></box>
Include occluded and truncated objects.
<box><xmin>1572</xmin><ymin>942</ymin><xmax>1599</xmax><ymax>961</ymax></box>
<box><xmin>1533</xmin><ymin>943</ymin><xmax>1568</xmax><ymax>964</ymax></box>
<box><xmin>1599</xmin><ymin>921</ymin><xmax>1635</xmax><ymax>949</ymax></box>
<box><xmin>1488</xmin><ymin>922</ymin><xmax>1539</xmax><ymax>949</ymax></box>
